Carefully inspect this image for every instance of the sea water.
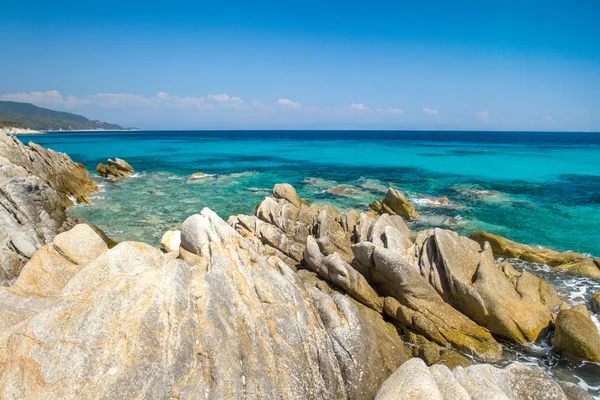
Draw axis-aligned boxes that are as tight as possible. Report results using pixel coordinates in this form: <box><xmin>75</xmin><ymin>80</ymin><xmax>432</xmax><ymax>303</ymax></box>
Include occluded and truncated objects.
<box><xmin>20</xmin><ymin>130</ymin><xmax>600</xmax><ymax>395</ymax></box>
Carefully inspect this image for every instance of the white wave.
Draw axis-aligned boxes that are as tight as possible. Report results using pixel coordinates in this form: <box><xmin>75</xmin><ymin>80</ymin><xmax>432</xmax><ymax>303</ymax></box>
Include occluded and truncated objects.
<box><xmin>67</xmin><ymin>195</ymin><xmax>78</xmax><ymax>205</ymax></box>
<box><xmin>168</xmin><ymin>175</ymin><xmax>185</xmax><ymax>180</ymax></box>
<box><xmin>411</xmin><ymin>198</ymin><xmax>441</xmax><ymax>206</ymax></box>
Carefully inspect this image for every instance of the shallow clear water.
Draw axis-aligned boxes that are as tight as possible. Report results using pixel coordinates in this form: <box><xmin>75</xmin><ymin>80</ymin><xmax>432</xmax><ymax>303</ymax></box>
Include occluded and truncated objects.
<box><xmin>20</xmin><ymin>130</ymin><xmax>600</xmax><ymax>396</ymax></box>
<box><xmin>22</xmin><ymin>130</ymin><xmax>600</xmax><ymax>255</ymax></box>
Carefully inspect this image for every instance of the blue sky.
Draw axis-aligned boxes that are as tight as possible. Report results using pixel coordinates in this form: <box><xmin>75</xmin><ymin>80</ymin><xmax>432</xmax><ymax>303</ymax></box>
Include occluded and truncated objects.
<box><xmin>1</xmin><ymin>0</ymin><xmax>599</xmax><ymax>130</ymax></box>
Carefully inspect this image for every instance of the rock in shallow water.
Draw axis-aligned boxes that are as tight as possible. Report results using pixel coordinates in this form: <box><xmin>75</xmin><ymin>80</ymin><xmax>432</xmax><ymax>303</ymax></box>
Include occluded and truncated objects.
<box><xmin>552</xmin><ymin>305</ymin><xmax>600</xmax><ymax>362</ymax></box>
<box><xmin>470</xmin><ymin>230</ymin><xmax>600</xmax><ymax>278</ymax></box>
<box><xmin>370</xmin><ymin>187</ymin><xmax>420</xmax><ymax>220</ymax></box>
<box><xmin>96</xmin><ymin>157</ymin><xmax>135</xmax><ymax>178</ymax></box>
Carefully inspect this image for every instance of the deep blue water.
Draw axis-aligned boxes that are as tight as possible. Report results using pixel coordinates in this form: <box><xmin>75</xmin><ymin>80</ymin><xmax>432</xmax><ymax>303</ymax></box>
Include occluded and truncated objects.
<box><xmin>21</xmin><ymin>130</ymin><xmax>600</xmax><ymax>257</ymax></box>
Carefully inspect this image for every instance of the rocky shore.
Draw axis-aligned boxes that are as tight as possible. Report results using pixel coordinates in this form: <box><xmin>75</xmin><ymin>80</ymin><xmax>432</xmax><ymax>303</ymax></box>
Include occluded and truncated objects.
<box><xmin>0</xmin><ymin>132</ymin><xmax>598</xmax><ymax>399</ymax></box>
<box><xmin>0</xmin><ymin>127</ymin><xmax>43</xmax><ymax>135</ymax></box>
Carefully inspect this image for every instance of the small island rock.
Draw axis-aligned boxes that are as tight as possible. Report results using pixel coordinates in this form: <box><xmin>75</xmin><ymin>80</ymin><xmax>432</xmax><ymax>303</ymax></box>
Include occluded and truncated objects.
<box><xmin>370</xmin><ymin>187</ymin><xmax>419</xmax><ymax>220</ymax></box>
<box><xmin>470</xmin><ymin>230</ymin><xmax>600</xmax><ymax>278</ymax></box>
<box><xmin>96</xmin><ymin>158</ymin><xmax>135</xmax><ymax>178</ymax></box>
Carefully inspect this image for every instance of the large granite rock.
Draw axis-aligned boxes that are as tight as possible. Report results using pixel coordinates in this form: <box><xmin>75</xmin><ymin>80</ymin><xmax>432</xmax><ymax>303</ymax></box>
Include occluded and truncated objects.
<box><xmin>231</xmin><ymin>184</ymin><xmax>566</xmax><ymax>359</ymax></box>
<box><xmin>552</xmin><ymin>305</ymin><xmax>600</xmax><ymax>362</ymax></box>
<box><xmin>418</xmin><ymin>229</ymin><xmax>559</xmax><ymax>345</ymax></box>
<box><xmin>470</xmin><ymin>230</ymin><xmax>600</xmax><ymax>278</ymax></box>
<box><xmin>0</xmin><ymin>210</ymin><xmax>411</xmax><ymax>399</ymax></box>
<box><xmin>0</xmin><ymin>224</ymin><xmax>108</xmax><ymax>331</ymax></box>
<box><xmin>0</xmin><ymin>133</ymin><xmax>98</xmax><ymax>206</ymax></box>
<box><xmin>0</xmin><ymin>132</ymin><xmax>99</xmax><ymax>285</ymax></box>
<box><xmin>373</xmin><ymin>358</ymin><xmax>593</xmax><ymax>400</ymax></box>
<box><xmin>352</xmin><ymin>226</ymin><xmax>503</xmax><ymax>361</ymax></box>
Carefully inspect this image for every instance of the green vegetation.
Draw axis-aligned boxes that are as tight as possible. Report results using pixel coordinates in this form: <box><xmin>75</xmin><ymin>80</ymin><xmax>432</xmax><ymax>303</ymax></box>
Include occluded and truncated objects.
<box><xmin>0</xmin><ymin>120</ymin><xmax>25</xmax><ymax>129</ymax></box>
<box><xmin>0</xmin><ymin>101</ymin><xmax>135</xmax><ymax>131</ymax></box>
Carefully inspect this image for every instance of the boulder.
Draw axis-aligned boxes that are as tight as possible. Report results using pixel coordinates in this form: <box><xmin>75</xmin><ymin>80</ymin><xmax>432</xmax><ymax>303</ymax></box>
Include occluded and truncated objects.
<box><xmin>370</xmin><ymin>187</ymin><xmax>419</xmax><ymax>220</ymax></box>
<box><xmin>160</xmin><ymin>229</ymin><xmax>181</xmax><ymax>253</ymax></box>
<box><xmin>230</xmin><ymin>184</ymin><xmax>354</xmax><ymax>266</ymax></box>
<box><xmin>272</xmin><ymin>183</ymin><xmax>304</xmax><ymax>207</ymax></box>
<box><xmin>374</xmin><ymin>358</ymin><xmax>594</xmax><ymax>400</ymax></box>
<box><xmin>352</xmin><ymin>227</ymin><xmax>502</xmax><ymax>361</ymax></box>
<box><xmin>11</xmin><ymin>224</ymin><xmax>108</xmax><ymax>297</ymax></box>
<box><xmin>52</xmin><ymin>224</ymin><xmax>109</xmax><ymax>266</ymax></box>
<box><xmin>552</xmin><ymin>305</ymin><xmax>600</xmax><ymax>362</ymax></box>
<box><xmin>470</xmin><ymin>230</ymin><xmax>600</xmax><ymax>278</ymax></box>
<box><xmin>418</xmin><ymin>229</ymin><xmax>559</xmax><ymax>345</ymax></box>
<box><xmin>96</xmin><ymin>158</ymin><xmax>135</xmax><ymax>178</ymax></box>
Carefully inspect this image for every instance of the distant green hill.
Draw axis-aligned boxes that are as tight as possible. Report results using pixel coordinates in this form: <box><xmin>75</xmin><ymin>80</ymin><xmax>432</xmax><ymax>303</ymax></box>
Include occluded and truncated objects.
<box><xmin>0</xmin><ymin>101</ymin><xmax>135</xmax><ymax>131</ymax></box>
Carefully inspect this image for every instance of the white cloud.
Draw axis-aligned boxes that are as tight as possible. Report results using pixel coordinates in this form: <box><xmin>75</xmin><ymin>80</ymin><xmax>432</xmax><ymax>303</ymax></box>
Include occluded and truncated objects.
<box><xmin>207</xmin><ymin>93</ymin><xmax>245</xmax><ymax>106</ymax></box>
<box><xmin>349</xmin><ymin>103</ymin><xmax>370</xmax><ymax>111</ymax></box>
<box><xmin>476</xmin><ymin>110</ymin><xmax>490</xmax><ymax>122</ymax></box>
<box><xmin>542</xmin><ymin>116</ymin><xmax>553</xmax><ymax>121</ymax></box>
<box><xmin>422</xmin><ymin>108</ymin><xmax>439</xmax><ymax>116</ymax></box>
<box><xmin>276</xmin><ymin>98</ymin><xmax>302</xmax><ymax>108</ymax></box>
<box><xmin>1</xmin><ymin>90</ymin><xmax>84</xmax><ymax>108</ymax></box>
<box><xmin>386</xmin><ymin>108</ymin><xmax>404</xmax><ymax>114</ymax></box>
<box><xmin>0</xmin><ymin>90</ymin><xmax>249</xmax><ymax>111</ymax></box>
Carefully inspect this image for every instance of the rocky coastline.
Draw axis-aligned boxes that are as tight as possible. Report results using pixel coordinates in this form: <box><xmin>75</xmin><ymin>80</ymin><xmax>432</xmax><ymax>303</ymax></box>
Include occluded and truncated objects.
<box><xmin>0</xmin><ymin>132</ymin><xmax>599</xmax><ymax>399</ymax></box>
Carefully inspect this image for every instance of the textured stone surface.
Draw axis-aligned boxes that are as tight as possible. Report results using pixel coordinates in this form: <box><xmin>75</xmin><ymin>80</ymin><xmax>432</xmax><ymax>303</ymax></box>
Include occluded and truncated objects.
<box><xmin>374</xmin><ymin>358</ymin><xmax>593</xmax><ymax>400</ymax></box>
<box><xmin>233</xmin><ymin>184</ymin><xmax>565</xmax><ymax>359</ymax></box>
<box><xmin>0</xmin><ymin>132</ymin><xmax>98</xmax><ymax>285</ymax></box>
<box><xmin>0</xmin><ymin>209</ymin><xmax>411</xmax><ymax>399</ymax></box>
<box><xmin>419</xmin><ymin>229</ymin><xmax>559</xmax><ymax>345</ymax></box>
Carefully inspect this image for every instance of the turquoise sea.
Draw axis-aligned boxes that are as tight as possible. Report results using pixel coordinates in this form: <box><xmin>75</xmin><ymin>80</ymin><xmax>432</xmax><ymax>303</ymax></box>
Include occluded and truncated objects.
<box><xmin>19</xmin><ymin>130</ymin><xmax>600</xmax><ymax>395</ymax></box>
<box><xmin>22</xmin><ymin>130</ymin><xmax>600</xmax><ymax>255</ymax></box>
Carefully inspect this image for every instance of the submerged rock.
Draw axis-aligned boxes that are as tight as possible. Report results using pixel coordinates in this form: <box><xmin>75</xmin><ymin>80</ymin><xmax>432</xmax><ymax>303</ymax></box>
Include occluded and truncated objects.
<box><xmin>373</xmin><ymin>358</ymin><xmax>594</xmax><ymax>400</ymax></box>
<box><xmin>188</xmin><ymin>171</ymin><xmax>215</xmax><ymax>181</ymax></box>
<box><xmin>370</xmin><ymin>187</ymin><xmax>420</xmax><ymax>220</ymax></box>
<box><xmin>470</xmin><ymin>230</ymin><xmax>600</xmax><ymax>278</ymax></box>
<box><xmin>552</xmin><ymin>305</ymin><xmax>600</xmax><ymax>362</ymax></box>
<box><xmin>326</xmin><ymin>184</ymin><xmax>360</xmax><ymax>197</ymax></box>
<box><xmin>96</xmin><ymin>157</ymin><xmax>135</xmax><ymax>178</ymax></box>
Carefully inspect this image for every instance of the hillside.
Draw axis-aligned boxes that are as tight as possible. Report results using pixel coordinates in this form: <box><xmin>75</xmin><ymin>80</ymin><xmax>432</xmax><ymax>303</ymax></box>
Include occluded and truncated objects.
<box><xmin>0</xmin><ymin>101</ymin><xmax>135</xmax><ymax>131</ymax></box>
